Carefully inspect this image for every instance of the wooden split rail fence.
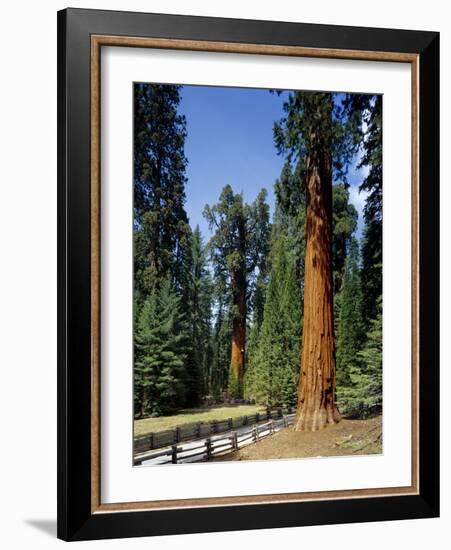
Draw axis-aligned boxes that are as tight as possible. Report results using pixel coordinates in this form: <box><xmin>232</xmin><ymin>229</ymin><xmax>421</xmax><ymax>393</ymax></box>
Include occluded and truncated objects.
<box><xmin>134</xmin><ymin>412</ymin><xmax>295</xmax><ymax>466</ymax></box>
<box><xmin>134</xmin><ymin>407</ymin><xmax>294</xmax><ymax>455</ymax></box>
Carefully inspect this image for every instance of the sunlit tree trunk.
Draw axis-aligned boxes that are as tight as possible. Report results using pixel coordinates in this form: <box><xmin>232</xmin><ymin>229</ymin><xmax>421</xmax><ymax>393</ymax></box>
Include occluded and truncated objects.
<box><xmin>229</xmin><ymin>269</ymin><xmax>246</xmax><ymax>398</ymax></box>
<box><xmin>229</xmin><ymin>213</ymin><xmax>247</xmax><ymax>399</ymax></box>
<box><xmin>295</xmin><ymin>133</ymin><xmax>341</xmax><ymax>431</ymax></box>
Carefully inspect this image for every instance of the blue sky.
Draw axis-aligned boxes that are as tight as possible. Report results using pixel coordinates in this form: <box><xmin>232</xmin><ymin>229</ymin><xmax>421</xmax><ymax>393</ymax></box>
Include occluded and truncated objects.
<box><xmin>179</xmin><ymin>85</ymin><xmax>368</xmax><ymax>240</ymax></box>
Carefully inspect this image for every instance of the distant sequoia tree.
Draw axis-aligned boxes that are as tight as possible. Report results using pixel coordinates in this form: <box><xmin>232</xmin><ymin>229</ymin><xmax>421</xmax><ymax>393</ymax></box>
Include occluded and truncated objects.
<box><xmin>204</xmin><ymin>186</ymin><xmax>270</xmax><ymax>398</ymax></box>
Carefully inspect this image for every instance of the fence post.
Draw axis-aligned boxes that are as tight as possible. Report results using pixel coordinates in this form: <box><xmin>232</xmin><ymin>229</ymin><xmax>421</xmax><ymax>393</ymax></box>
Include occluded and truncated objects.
<box><xmin>211</xmin><ymin>420</ymin><xmax>217</xmax><ymax>434</ymax></box>
<box><xmin>196</xmin><ymin>422</ymin><xmax>201</xmax><ymax>438</ymax></box>
<box><xmin>283</xmin><ymin>415</ymin><xmax>288</xmax><ymax>428</ymax></box>
<box><xmin>243</xmin><ymin>415</ymin><xmax>248</xmax><ymax>426</ymax></box>
<box><xmin>232</xmin><ymin>431</ymin><xmax>238</xmax><ymax>450</ymax></box>
<box><xmin>228</xmin><ymin>417</ymin><xmax>233</xmax><ymax>430</ymax></box>
<box><xmin>171</xmin><ymin>444</ymin><xmax>178</xmax><ymax>464</ymax></box>
<box><xmin>255</xmin><ymin>412</ymin><xmax>260</xmax><ymax>423</ymax></box>
<box><xmin>205</xmin><ymin>438</ymin><xmax>212</xmax><ymax>459</ymax></box>
<box><xmin>149</xmin><ymin>433</ymin><xmax>154</xmax><ymax>450</ymax></box>
<box><xmin>255</xmin><ymin>424</ymin><xmax>260</xmax><ymax>441</ymax></box>
<box><xmin>270</xmin><ymin>420</ymin><xmax>274</xmax><ymax>434</ymax></box>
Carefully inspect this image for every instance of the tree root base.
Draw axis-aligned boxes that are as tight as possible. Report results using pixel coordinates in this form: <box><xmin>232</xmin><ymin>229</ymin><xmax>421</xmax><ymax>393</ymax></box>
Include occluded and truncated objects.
<box><xmin>294</xmin><ymin>407</ymin><xmax>341</xmax><ymax>432</ymax></box>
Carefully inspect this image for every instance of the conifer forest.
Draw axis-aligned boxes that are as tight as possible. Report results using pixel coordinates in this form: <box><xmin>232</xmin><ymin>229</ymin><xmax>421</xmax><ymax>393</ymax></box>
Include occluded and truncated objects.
<box><xmin>133</xmin><ymin>83</ymin><xmax>383</xmax><ymax>454</ymax></box>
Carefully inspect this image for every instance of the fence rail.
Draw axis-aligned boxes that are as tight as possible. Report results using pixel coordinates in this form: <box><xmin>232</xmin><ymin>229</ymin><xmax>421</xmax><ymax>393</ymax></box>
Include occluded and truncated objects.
<box><xmin>134</xmin><ymin>407</ymin><xmax>294</xmax><ymax>455</ymax></box>
<box><xmin>134</xmin><ymin>413</ymin><xmax>295</xmax><ymax>466</ymax></box>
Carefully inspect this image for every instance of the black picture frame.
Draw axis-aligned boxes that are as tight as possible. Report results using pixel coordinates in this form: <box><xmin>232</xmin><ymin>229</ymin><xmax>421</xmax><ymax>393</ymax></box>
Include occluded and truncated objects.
<box><xmin>57</xmin><ymin>7</ymin><xmax>439</xmax><ymax>541</ymax></box>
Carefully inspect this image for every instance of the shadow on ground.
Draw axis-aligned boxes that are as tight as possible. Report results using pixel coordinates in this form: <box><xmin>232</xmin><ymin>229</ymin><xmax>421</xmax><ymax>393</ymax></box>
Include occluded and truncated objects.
<box><xmin>25</xmin><ymin>519</ymin><xmax>57</xmax><ymax>538</ymax></box>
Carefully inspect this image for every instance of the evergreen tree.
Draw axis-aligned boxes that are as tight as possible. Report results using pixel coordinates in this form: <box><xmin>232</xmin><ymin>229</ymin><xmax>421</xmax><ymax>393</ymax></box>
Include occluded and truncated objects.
<box><xmin>134</xmin><ymin>279</ymin><xmax>189</xmax><ymax>417</ymax></box>
<box><xmin>336</xmin><ymin>238</ymin><xmax>364</xmax><ymax>388</ymax></box>
<box><xmin>344</xmin><ymin>94</ymin><xmax>382</xmax><ymax>326</ymax></box>
<box><xmin>332</xmin><ymin>183</ymin><xmax>358</xmax><ymax>294</ymax></box>
<box><xmin>360</xmin><ymin>214</ymin><xmax>382</xmax><ymax>327</ymax></box>
<box><xmin>204</xmin><ymin>186</ymin><xmax>270</xmax><ymax>397</ymax></box>
<box><xmin>210</xmin><ymin>297</ymin><xmax>232</xmax><ymax>398</ymax></box>
<box><xmin>339</xmin><ymin>297</ymin><xmax>382</xmax><ymax>418</ymax></box>
<box><xmin>133</xmin><ymin>83</ymin><xmax>192</xmax><ymax>297</ymax></box>
<box><xmin>274</xmin><ymin>160</ymin><xmax>307</xmax><ymax>295</ymax></box>
<box><xmin>133</xmin><ymin>83</ymin><xmax>196</xmax><ymax>414</ymax></box>
<box><xmin>185</xmin><ymin>226</ymin><xmax>214</xmax><ymax>404</ymax></box>
<box><xmin>245</xmin><ymin>230</ymin><xmax>301</xmax><ymax>407</ymax></box>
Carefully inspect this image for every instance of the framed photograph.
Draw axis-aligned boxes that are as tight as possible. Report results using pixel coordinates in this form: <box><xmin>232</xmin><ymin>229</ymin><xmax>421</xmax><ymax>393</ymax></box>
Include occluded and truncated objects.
<box><xmin>57</xmin><ymin>8</ymin><xmax>439</xmax><ymax>541</ymax></box>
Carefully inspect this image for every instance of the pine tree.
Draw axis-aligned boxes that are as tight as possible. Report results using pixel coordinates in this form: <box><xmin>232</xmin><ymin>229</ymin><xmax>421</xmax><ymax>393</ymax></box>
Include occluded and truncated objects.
<box><xmin>339</xmin><ymin>297</ymin><xmax>382</xmax><ymax>418</ymax></box>
<box><xmin>277</xmin><ymin>239</ymin><xmax>303</xmax><ymax>407</ymax></box>
<box><xmin>210</xmin><ymin>297</ymin><xmax>232</xmax><ymax>398</ymax></box>
<box><xmin>134</xmin><ymin>279</ymin><xmax>189</xmax><ymax>416</ymax></box>
<box><xmin>250</xmin><ymin>188</ymin><xmax>272</xmax><ymax>331</ymax></box>
<box><xmin>185</xmin><ymin>226</ymin><xmax>214</xmax><ymax>405</ymax></box>
<box><xmin>245</xmin><ymin>230</ymin><xmax>301</xmax><ymax>407</ymax></box>
<box><xmin>332</xmin><ymin>183</ymin><xmax>358</xmax><ymax>294</ymax></box>
<box><xmin>336</xmin><ymin>238</ymin><xmax>365</xmax><ymax>389</ymax></box>
<box><xmin>133</xmin><ymin>83</ymin><xmax>192</xmax><ymax>297</ymax></box>
<box><xmin>274</xmin><ymin>160</ymin><xmax>307</xmax><ymax>294</ymax></box>
<box><xmin>133</xmin><ymin>83</ymin><xmax>196</xmax><ymax>415</ymax></box>
<box><xmin>344</xmin><ymin>94</ymin><xmax>382</xmax><ymax>326</ymax></box>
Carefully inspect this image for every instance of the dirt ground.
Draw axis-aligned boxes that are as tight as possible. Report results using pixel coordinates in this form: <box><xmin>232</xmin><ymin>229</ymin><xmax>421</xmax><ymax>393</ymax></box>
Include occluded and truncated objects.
<box><xmin>213</xmin><ymin>415</ymin><xmax>382</xmax><ymax>461</ymax></box>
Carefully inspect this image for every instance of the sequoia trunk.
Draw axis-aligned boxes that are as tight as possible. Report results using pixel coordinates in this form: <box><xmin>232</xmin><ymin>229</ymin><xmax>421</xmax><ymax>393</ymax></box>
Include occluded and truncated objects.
<box><xmin>229</xmin><ymin>269</ymin><xmax>246</xmax><ymax>398</ymax></box>
<box><xmin>294</xmin><ymin>140</ymin><xmax>341</xmax><ymax>431</ymax></box>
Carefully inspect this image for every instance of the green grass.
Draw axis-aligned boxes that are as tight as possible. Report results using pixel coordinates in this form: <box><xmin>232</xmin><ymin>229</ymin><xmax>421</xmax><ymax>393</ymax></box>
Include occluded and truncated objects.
<box><xmin>134</xmin><ymin>404</ymin><xmax>266</xmax><ymax>437</ymax></box>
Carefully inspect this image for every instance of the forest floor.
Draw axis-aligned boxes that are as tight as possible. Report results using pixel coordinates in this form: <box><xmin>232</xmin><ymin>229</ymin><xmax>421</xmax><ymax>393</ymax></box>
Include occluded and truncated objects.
<box><xmin>134</xmin><ymin>404</ymin><xmax>266</xmax><ymax>437</ymax></box>
<box><xmin>212</xmin><ymin>414</ymin><xmax>382</xmax><ymax>461</ymax></box>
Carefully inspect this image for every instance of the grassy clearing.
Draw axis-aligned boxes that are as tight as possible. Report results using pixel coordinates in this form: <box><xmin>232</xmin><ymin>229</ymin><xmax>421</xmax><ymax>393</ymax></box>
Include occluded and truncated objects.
<box><xmin>134</xmin><ymin>404</ymin><xmax>266</xmax><ymax>437</ymax></box>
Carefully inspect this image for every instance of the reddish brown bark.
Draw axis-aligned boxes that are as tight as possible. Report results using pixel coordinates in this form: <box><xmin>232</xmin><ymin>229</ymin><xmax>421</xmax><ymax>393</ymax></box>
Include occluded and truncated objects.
<box><xmin>229</xmin><ymin>269</ymin><xmax>246</xmax><ymax>397</ymax></box>
<box><xmin>229</xmin><ymin>210</ymin><xmax>247</xmax><ymax>398</ymax></box>
<box><xmin>294</xmin><ymin>141</ymin><xmax>341</xmax><ymax>431</ymax></box>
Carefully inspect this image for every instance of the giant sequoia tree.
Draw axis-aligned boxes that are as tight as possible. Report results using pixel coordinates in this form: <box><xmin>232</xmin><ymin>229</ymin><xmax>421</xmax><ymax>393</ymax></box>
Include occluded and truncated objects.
<box><xmin>204</xmin><ymin>186</ymin><xmax>270</xmax><ymax>398</ymax></box>
<box><xmin>246</xmin><ymin>165</ymin><xmax>360</xmax><ymax>408</ymax></box>
<box><xmin>275</xmin><ymin>92</ymin><xmax>360</xmax><ymax>431</ymax></box>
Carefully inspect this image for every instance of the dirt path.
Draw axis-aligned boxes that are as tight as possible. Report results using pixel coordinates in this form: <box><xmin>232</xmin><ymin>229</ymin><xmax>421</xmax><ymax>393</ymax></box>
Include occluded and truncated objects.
<box><xmin>213</xmin><ymin>415</ymin><xmax>382</xmax><ymax>461</ymax></box>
